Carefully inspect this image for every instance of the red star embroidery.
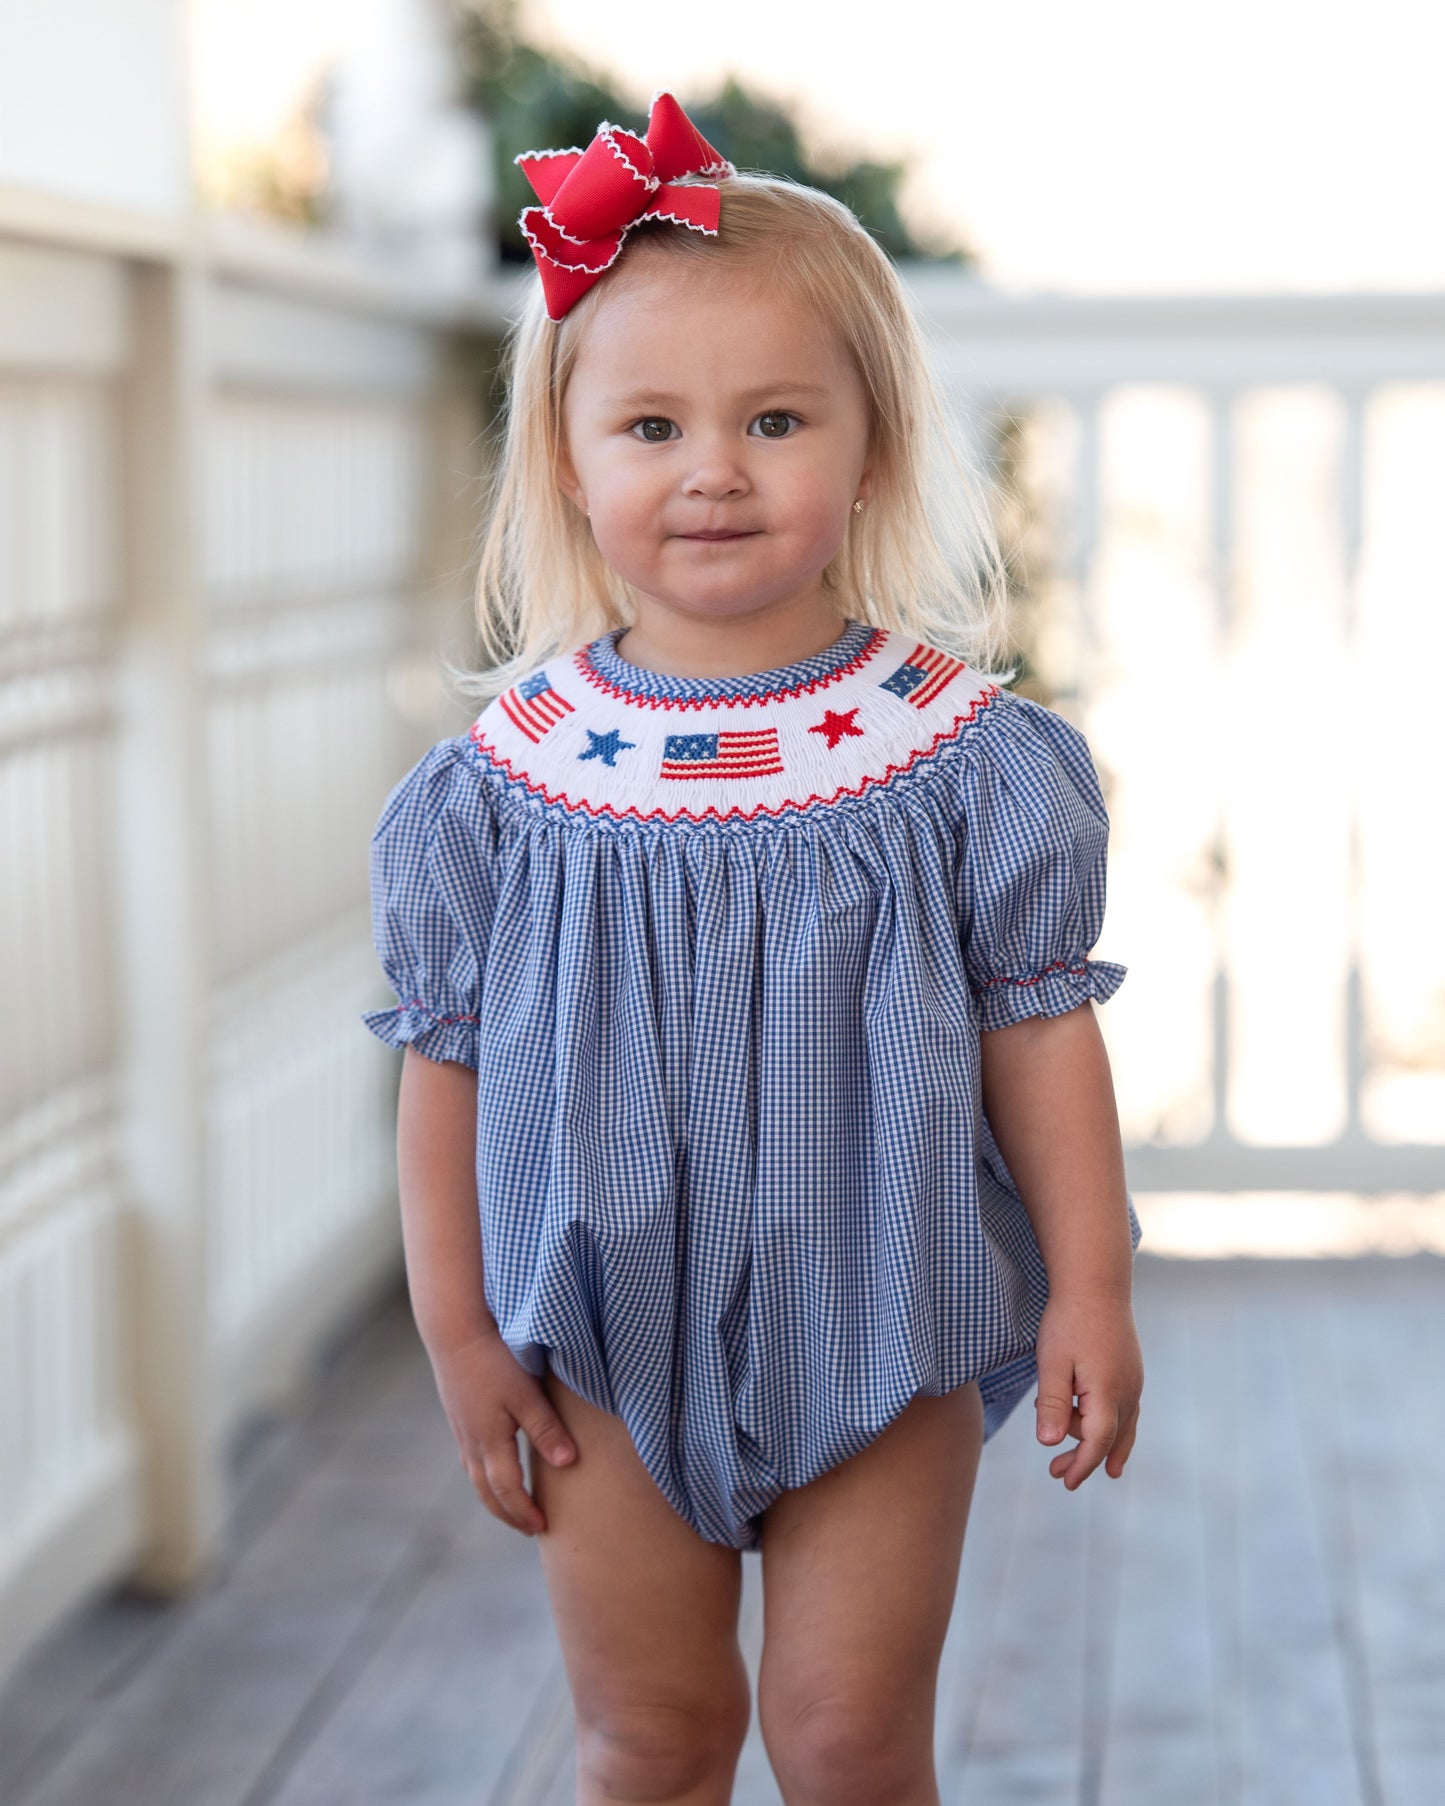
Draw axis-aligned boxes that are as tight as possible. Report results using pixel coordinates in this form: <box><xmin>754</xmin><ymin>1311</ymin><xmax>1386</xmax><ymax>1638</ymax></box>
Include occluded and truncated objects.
<box><xmin>809</xmin><ymin>706</ymin><xmax>865</xmax><ymax>750</ymax></box>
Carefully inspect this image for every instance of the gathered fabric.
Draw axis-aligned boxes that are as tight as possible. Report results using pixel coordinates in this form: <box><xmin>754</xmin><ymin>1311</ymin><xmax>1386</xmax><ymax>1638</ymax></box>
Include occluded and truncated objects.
<box><xmin>363</xmin><ymin>619</ymin><xmax>1140</xmax><ymax>1550</ymax></box>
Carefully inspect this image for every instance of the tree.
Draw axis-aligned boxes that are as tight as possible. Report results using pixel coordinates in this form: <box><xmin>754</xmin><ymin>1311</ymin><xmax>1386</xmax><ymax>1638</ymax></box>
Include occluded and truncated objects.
<box><xmin>454</xmin><ymin>0</ymin><xmax>976</xmax><ymax>267</ymax></box>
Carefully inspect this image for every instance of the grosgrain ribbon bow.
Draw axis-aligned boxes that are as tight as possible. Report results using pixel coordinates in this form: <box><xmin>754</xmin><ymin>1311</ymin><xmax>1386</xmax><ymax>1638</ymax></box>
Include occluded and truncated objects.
<box><xmin>515</xmin><ymin>91</ymin><xmax>735</xmax><ymax>320</ymax></box>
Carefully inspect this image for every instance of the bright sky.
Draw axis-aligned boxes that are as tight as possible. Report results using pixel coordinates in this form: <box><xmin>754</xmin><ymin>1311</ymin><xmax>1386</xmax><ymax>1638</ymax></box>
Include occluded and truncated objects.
<box><xmin>192</xmin><ymin>0</ymin><xmax>1445</xmax><ymax>294</ymax></box>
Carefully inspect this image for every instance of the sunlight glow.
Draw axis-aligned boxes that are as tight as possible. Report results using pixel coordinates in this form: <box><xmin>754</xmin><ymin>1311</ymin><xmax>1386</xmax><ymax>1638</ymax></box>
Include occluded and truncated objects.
<box><xmin>1134</xmin><ymin>1193</ymin><xmax>1445</xmax><ymax>1258</ymax></box>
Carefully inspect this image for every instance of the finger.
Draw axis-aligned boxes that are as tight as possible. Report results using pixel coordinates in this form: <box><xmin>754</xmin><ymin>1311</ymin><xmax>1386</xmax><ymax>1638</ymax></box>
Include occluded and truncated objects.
<box><xmin>480</xmin><ymin>1437</ymin><xmax>546</xmax><ymax>1535</ymax></box>
<box><xmin>519</xmin><ymin>1399</ymin><xmax>578</xmax><ymax>1468</ymax></box>
<box><xmin>1048</xmin><ymin>1424</ymin><xmax>1083</xmax><ymax>1478</ymax></box>
<box><xmin>1034</xmin><ymin>1365</ymin><xmax>1078</xmax><ymax>1444</ymax></box>
<box><xmin>1104</xmin><ymin>1404</ymin><xmax>1141</xmax><ymax>1477</ymax></box>
<box><xmin>484</xmin><ymin>1444</ymin><xmax>545</xmax><ymax>1531</ymax></box>
<box><xmin>1044</xmin><ymin>1405</ymin><xmax>1106</xmax><ymax>1482</ymax></box>
<box><xmin>1057</xmin><ymin>1407</ymin><xmax>1121</xmax><ymax>1488</ymax></box>
<box><xmin>461</xmin><ymin>1454</ymin><xmax>515</xmax><ymax>1528</ymax></box>
<box><xmin>1042</xmin><ymin>1403</ymin><xmax>1086</xmax><ymax>1468</ymax></box>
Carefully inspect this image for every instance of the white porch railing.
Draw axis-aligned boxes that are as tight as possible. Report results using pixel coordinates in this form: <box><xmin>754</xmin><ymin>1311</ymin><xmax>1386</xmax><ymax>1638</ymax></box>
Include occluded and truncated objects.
<box><xmin>905</xmin><ymin>271</ymin><xmax>1445</xmax><ymax>1202</ymax></box>
<box><xmin>0</xmin><ymin>192</ymin><xmax>499</xmax><ymax>1683</ymax></box>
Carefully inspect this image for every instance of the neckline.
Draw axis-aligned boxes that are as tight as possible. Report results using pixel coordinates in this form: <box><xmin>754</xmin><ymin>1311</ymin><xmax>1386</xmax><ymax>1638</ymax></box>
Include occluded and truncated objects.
<box><xmin>579</xmin><ymin>617</ymin><xmax>883</xmax><ymax>707</ymax></box>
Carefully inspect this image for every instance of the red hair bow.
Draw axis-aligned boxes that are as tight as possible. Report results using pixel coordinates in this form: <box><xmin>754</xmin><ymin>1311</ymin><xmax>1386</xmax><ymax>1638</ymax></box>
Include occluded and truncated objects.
<box><xmin>514</xmin><ymin>91</ymin><xmax>734</xmax><ymax>321</ymax></box>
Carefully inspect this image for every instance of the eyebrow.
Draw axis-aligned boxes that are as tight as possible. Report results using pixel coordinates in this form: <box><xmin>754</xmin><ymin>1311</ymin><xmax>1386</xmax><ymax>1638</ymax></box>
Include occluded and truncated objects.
<box><xmin>603</xmin><ymin>382</ymin><xmax>833</xmax><ymax>407</ymax></box>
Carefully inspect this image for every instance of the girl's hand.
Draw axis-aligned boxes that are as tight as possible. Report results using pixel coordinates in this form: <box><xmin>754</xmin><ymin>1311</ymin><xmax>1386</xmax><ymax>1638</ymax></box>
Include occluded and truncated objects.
<box><xmin>426</xmin><ymin>1328</ymin><xmax>578</xmax><ymax>1535</ymax></box>
<box><xmin>1033</xmin><ymin>1291</ymin><xmax>1143</xmax><ymax>1487</ymax></box>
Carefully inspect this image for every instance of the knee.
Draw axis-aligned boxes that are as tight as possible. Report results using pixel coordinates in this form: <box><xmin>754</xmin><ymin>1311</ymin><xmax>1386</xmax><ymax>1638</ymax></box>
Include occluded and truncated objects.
<box><xmin>762</xmin><ymin>1692</ymin><xmax>932</xmax><ymax>1804</ymax></box>
<box><xmin>578</xmin><ymin>1695</ymin><xmax>749</xmax><ymax>1802</ymax></box>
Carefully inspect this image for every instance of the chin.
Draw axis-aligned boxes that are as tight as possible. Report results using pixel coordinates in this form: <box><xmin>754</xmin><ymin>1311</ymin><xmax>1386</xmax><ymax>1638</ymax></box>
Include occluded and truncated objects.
<box><xmin>648</xmin><ymin>565</ymin><xmax>824</xmax><ymax>606</ymax></box>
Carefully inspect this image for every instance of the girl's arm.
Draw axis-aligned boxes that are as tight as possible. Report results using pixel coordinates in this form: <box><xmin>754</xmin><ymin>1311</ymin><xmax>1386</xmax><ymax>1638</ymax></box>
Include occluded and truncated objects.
<box><xmin>397</xmin><ymin>1047</ymin><xmax>577</xmax><ymax>1533</ymax></box>
<box><xmin>396</xmin><ymin>1046</ymin><xmax>497</xmax><ymax>1352</ymax></box>
<box><xmin>979</xmin><ymin>1000</ymin><xmax>1143</xmax><ymax>1484</ymax></box>
<box><xmin>979</xmin><ymin>1000</ymin><xmax>1133</xmax><ymax>1301</ymax></box>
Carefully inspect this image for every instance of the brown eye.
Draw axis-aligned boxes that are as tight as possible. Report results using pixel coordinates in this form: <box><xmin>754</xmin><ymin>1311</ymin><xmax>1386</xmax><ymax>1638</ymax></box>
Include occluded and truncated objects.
<box><xmin>633</xmin><ymin>417</ymin><xmax>674</xmax><ymax>443</ymax></box>
<box><xmin>754</xmin><ymin>411</ymin><xmax>798</xmax><ymax>439</ymax></box>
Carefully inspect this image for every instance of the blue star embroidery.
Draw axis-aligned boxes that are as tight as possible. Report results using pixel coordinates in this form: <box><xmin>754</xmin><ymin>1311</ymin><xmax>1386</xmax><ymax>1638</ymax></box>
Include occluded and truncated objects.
<box><xmin>578</xmin><ymin>726</ymin><xmax>636</xmax><ymax>768</ymax></box>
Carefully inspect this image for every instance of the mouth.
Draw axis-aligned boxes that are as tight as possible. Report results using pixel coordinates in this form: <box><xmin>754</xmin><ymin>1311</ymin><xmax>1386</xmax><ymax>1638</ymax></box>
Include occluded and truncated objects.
<box><xmin>677</xmin><ymin>530</ymin><xmax>760</xmax><ymax>542</ymax></box>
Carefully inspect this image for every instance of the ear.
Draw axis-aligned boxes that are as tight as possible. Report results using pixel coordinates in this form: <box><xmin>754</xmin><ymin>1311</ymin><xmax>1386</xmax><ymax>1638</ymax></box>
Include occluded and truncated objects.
<box><xmin>854</xmin><ymin>446</ymin><xmax>875</xmax><ymax>508</ymax></box>
<box><xmin>555</xmin><ymin>441</ymin><xmax>587</xmax><ymax>516</ymax></box>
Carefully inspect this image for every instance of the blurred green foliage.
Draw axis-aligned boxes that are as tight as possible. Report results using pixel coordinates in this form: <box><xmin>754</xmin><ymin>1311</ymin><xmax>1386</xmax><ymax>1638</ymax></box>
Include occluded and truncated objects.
<box><xmin>453</xmin><ymin>0</ymin><xmax>975</xmax><ymax>266</ymax></box>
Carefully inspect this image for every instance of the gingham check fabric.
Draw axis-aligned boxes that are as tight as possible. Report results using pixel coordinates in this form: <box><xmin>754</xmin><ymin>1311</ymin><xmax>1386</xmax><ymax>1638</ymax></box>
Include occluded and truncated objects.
<box><xmin>362</xmin><ymin>620</ymin><xmax>1141</xmax><ymax>1550</ymax></box>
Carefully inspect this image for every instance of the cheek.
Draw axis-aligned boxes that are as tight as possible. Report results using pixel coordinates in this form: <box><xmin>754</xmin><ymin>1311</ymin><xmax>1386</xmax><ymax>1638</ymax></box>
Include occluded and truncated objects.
<box><xmin>775</xmin><ymin>446</ymin><xmax>855</xmax><ymax>512</ymax></box>
<box><xmin>586</xmin><ymin>483</ymin><xmax>658</xmax><ymax>572</ymax></box>
<box><xmin>591</xmin><ymin>459</ymin><xmax>664</xmax><ymax>527</ymax></box>
<box><xmin>776</xmin><ymin>468</ymin><xmax>853</xmax><ymax>540</ymax></box>
<box><xmin>795</xmin><ymin>496</ymin><xmax>857</xmax><ymax>569</ymax></box>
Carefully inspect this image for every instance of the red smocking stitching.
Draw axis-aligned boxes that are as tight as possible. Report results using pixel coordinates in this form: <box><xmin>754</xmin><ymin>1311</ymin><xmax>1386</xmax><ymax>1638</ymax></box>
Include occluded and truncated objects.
<box><xmin>972</xmin><ymin>959</ymin><xmax>1089</xmax><ymax>993</ymax></box>
<box><xmin>404</xmin><ymin>999</ymin><xmax>480</xmax><ymax>1024</ymax></box>
<box><xmin>466</xmin><ymin>686</ymin><xmax>1001</xmax><ymax>825</ymax></box>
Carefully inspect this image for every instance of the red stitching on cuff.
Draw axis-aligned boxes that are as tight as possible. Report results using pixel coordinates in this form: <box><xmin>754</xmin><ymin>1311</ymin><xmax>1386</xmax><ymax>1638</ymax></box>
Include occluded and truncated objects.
<box><xmin>404</xmin><ymin>998</ymin><xmax>480</xmax><ymax>1024</ymax></box>
<box><xmin>971</xmin><ymin>959</ymin><xmax>1089</xmax><ymax>993</ymax></box>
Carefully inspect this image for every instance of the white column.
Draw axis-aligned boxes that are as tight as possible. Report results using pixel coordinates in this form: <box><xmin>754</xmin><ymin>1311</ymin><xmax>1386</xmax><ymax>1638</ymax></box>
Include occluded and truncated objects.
<box><xmin>113</xmin><ymin>252</ymin><xmax>225</xmax><ymax>1589</ymax></box>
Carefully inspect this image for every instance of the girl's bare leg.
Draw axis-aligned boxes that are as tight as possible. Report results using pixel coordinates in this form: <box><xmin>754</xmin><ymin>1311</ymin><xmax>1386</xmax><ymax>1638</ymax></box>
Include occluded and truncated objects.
<box><xmin>754</xmin><ymin>1380</ymin><xmax>986</xmax><ymax>1806</ymax></box>
<box><xmin>531</xmin><ymin>1365</ymin><xmax>751</xmax><ymax>1805</ymax></box>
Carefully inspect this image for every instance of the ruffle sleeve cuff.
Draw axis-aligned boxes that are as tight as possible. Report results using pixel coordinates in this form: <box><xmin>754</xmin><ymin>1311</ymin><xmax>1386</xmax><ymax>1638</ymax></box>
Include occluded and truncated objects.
<box><xmin>970</xmin><ymin>954</ymin><xmax>1128</xmax><ymax>1033</ymax></box>
<box><xmin>959</xmin><ymin>692</ymin><xmax>1128</xmax><ymax>1033</ymax></box>
<box><xmin>361</xmin><ymin>738</ymin><xmax>487</xmax><ymax>1072</ymax></box>
<box><xmin>360</xmin><ymin>1000</ymin><xmax>481</xmax><ymax>1069</ymax></box>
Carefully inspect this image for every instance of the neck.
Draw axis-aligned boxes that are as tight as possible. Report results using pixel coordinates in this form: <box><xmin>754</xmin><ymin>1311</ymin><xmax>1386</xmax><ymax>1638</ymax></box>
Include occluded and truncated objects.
<box><xmin>614</xmin><ymin>598</ymin><xmax>850</xmax><ymax>680</ymax></box>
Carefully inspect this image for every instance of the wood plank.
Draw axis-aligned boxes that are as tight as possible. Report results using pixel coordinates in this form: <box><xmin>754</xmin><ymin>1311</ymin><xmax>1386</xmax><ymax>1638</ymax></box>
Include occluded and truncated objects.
<box><xmin>0</xmin><ymin>1586</ymin><xmax>178</xmax><ymax>1803</ymax></box>
<box><xmin>1097</xmin><ymin>1267</ymin><xmax>1224</xmax><ymax>1804</ymax></box>
<box><xmin>18</xmin><ymin>1334</ymin><xmax>461</xmax><ymax>1805</ymax></box>
<box><xmin>22</xmin><ymin>1458</ymin><xmax>454</xmax><ymax>1806</ymax></box>
<box><xmin>1228</xmin><ymin>1266</ymin><xmax>1365</xmax><ymax>1804</ymax></box>
<box><xmin>947</xmin><ymin>1376</ymin><xmax>1101</xmax><ymax>1798</ymax></box>
<box><xmin>1297</xmin><ymin>1259</ymin><xmax>1445</xmax><ymax>1806</ymax></box>
<box><xmin>267</xmin><ymin>1486</ymin><xmax>568</xmax><ymax>1806</ymax></box>
<box><xmin>935</xmin><ymin>1395</ymin><xmax>1031</xmax><ymax>1794</ymax></box>
<box><xmin>1178</xmin><ymin>1263</ymin><xmax>1250</xmax><ymax>1803</ymax></box>
<box><xmin>0</xmin><ymin>1296</ymin><xmax>420</xmax><ymax>1804</ymax></box>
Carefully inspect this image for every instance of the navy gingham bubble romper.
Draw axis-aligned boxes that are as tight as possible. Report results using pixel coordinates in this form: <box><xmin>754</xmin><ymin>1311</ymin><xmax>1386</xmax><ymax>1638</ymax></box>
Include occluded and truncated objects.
<box><xmin>361</xmin><ymin>617</ymin><xmax>1143</xmax><ymax>1551</ymax></box>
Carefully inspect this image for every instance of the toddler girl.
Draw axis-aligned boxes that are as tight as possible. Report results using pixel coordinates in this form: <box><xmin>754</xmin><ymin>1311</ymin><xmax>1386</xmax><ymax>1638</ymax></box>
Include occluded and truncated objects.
<box><xmin>363</xmin><ymin>91</ymin><xmax>1144</xmax><ymax>1806</ymax></box>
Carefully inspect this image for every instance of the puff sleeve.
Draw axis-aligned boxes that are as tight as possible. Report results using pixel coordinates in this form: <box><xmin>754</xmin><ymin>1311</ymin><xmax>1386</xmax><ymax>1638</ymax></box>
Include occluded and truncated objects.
<box><xmin>360</xmin><ymin>739</ymin><xmax>484</xmax><ymax>1070</ymax></box>
<box><xmin>958</xmin><ymin>692</ymin><xmax>1127</xmax><ymax>1032</ymax></box>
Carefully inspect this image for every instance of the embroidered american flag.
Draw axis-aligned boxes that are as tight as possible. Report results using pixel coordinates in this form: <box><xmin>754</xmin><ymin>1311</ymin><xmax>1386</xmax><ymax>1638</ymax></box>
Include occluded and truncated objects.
<box><xmin>879</xmin><ymin>643</ymin><xmax>968</xmax><ymax>708</ymax></box>
<box><xmin>660</xmin><ymin>728</ymin><xmax>783</xmax><ymax>780</ymax></box>
<box><xmin>499</xmin><ymin>670</ymin><xmax>575</xmax><ymax>743</ymax></box>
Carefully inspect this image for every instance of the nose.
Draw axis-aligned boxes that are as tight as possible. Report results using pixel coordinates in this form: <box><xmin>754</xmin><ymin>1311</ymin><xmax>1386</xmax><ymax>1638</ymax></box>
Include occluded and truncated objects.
<box><xmin>681</xmin><ymin>431</ymin><xmax>751</xmax><ymax>501</ymax></box>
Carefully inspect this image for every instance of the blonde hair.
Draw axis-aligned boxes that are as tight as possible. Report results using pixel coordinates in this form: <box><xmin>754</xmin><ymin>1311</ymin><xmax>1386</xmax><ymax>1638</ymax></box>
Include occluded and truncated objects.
<box><xmin>445</xmin><ymin>170</ymin><xmax>1017</xmax><ymax>704</ymax></box>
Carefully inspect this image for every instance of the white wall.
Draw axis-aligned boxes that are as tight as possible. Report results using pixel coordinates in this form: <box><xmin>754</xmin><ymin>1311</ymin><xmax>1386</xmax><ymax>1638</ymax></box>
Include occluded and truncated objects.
<box><xmin>0</xmin><ymin>0</ymin><xmax>191</xmax><ymax>216</ymax></box>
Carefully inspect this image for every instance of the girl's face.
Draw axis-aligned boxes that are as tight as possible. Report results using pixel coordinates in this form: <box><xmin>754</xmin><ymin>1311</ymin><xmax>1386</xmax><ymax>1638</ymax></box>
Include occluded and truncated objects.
<box><xmin>556</xmin><ymin>255</ymin><xmax>872</xmax><ymax>628</ymax></box>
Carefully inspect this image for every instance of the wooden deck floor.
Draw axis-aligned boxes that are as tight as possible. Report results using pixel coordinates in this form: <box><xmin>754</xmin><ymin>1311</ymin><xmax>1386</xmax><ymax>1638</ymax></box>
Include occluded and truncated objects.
<box><xmin>3</xmin><ymin>1253</ymin><xmax>1443</xmax><ymax>1805</ymax></box>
